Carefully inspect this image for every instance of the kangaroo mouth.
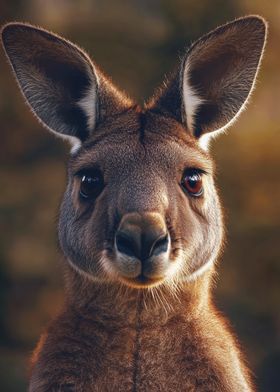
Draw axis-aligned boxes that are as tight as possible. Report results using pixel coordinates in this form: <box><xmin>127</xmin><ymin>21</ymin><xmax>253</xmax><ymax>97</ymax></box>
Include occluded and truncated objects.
<box><xmin>99</xmin><ymin>242</ymin><xmax>179</xmax><ymax>288</ymax></box>
<box><xmin>120</xmin><ymin>273</ymin><xmax>165</xmax><ymax>288</ymax></box>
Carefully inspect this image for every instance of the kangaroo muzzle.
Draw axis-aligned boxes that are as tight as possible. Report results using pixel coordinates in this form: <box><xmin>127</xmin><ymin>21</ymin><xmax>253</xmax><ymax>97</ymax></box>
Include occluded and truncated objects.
<box><xmin>114</xmin><ymin>212</ymin><xmax>171</xmax><ymax>285</ymax></box>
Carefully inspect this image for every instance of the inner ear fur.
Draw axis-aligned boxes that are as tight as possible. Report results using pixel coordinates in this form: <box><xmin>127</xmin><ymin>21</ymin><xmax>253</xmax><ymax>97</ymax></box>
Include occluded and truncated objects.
<box><xmin>148</xmin><ymin>16</ymin><xmax>267</xmax><ymax>140</ymax></box>
<box><xmin>1</xmin><ymin>23</ymin><xmax>133</xmax><ymax>144</ymax></box>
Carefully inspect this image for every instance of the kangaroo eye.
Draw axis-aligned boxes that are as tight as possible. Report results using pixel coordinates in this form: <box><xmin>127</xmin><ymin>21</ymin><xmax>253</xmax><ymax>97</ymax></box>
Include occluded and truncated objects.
<box><xmin>181</xmin><ymin>170</ymin><xmax>203</xmax><ymax>197</ymax></box>
<box><xmin>79</xmin><ymin>171</ymin><xmax>104</xmax><ymax>199</ymax></box>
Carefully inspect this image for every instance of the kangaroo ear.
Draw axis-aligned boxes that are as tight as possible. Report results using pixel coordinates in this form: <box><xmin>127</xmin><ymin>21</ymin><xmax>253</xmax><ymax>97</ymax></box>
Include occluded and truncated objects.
<box><xmin>148</xmin><ymin>16</ymin><xmax>267</xmax><ymax>148</ymax></box>
<box><xmin>1</xmin><ymin>23</ymin><xmax>132</xmax><ymax>146</ymax></box>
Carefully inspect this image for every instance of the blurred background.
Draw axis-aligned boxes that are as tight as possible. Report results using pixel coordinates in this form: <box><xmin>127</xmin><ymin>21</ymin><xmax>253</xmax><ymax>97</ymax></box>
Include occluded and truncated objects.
<box><xmin>0</xmin><ymin>0</ymin><xmax>279</xmax><ymax>390</ymax></box>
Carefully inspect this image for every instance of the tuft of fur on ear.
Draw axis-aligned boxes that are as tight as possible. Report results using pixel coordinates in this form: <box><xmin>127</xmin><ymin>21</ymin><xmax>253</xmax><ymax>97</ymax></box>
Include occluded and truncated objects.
<box><xmin>148</xmin><ymin>16</ymin><xmax>267</xmax><ymax>148</ymax></box>
<box><xmin>1</xmin><ymin>23</ymin><xmax>133</xmax><ymax>146</ymax></box>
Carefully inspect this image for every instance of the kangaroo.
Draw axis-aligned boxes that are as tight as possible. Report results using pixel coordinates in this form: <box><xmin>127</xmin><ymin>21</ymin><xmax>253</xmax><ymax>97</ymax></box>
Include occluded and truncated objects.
<box><xmin>1</xmin><ymin>16</ymin><xmax>267</xmax><ymax>392</ymax></box>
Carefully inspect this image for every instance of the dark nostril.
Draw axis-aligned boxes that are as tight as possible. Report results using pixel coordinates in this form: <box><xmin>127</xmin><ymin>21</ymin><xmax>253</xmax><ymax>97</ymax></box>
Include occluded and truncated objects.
<box><xmin>149</xmin><ymin>234</ymin><xmax>169</xmax><ymax>257</ymax></box>
<box><xmin>115</xmin><ymin>231</ymin><xmax>140</xmax><ymax>258</ymax></box>
<box><xmin>116</xmin><ymin>229</ymin><xmax>169</xmax><ymax>260</ymax></box>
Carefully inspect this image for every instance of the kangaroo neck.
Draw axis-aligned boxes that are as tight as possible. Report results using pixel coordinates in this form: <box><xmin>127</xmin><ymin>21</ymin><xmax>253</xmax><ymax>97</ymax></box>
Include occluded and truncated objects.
<box><xmin>63</xmin><ymin>264</ymin><xmax>212</xmax><ymax>327</ymax></box>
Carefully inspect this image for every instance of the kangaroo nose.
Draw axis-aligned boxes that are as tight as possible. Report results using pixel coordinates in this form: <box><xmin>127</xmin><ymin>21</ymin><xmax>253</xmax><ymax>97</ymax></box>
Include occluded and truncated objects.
<box><xmin>115</xmin><ymin>213</ymin><xmax>169</xmax><ymax>261</ymax></box>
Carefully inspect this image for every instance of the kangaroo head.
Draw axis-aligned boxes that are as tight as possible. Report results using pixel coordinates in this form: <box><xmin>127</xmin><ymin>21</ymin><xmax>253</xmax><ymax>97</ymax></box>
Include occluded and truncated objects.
<box><xmin>1</xmin><ymin>17</ymin><xmax>266</xmax><ymax>289</ymax></box>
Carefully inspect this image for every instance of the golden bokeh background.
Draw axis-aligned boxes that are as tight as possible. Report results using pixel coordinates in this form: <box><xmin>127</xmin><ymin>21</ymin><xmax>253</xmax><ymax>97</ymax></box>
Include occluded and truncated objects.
<box><xmin>0</xmin><ymin>1</ymin><xmax>279</xmax><ymax>390</ymax></box>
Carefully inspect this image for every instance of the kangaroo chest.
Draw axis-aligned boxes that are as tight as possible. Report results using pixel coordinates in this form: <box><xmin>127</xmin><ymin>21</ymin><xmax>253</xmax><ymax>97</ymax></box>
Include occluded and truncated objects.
<box><xmin>31</xmin><ymin>311</ymin><xmax>233</xmax><ymax>392</ymax></box>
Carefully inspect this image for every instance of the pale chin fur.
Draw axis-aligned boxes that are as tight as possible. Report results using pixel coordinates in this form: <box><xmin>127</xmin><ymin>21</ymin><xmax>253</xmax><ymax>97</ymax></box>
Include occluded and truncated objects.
<box><xmin>67</xmin><ymin>243</ymin><xmax>215</xmax><ymax>288</ymax></box>
<box><xmin>182</xmin><ymin>256</ymin><xmax>216</xmax><ymax>283</ymax></box>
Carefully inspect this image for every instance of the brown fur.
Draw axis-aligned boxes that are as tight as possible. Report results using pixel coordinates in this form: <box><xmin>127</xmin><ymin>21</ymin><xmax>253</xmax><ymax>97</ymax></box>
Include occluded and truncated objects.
<box><xmin>28</xmin><ymin>111</ymin><xmax>250</xmax><ymax>391</ymax></box>
<box><xmin>1</xmin><ymin>16</ymin><xmax>267</xmax><ymax>391</ymax></box>
<box><xmin>29</xmin><ymin>267</ymin><xmax>253</xmax><ymax>392</ymax></box>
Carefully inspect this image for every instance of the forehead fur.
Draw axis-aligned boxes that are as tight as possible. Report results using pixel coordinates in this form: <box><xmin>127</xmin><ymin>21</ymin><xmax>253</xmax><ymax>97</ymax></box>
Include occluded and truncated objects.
<box><xmin>70</xmin><ymin>109</ymin><xmax>213</xmax><ymax>173</ymax></box>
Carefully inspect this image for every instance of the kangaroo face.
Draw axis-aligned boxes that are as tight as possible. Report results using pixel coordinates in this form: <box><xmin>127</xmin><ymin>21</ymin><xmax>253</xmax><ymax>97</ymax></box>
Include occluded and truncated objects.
<box><xmin>59</xmin><ymin>111</ymin><xmax>221</xmax><ymax>287</ymax></box>
<box><xmin>1</xmin><ymin>18</ymin><xmax>266</xmax><ymax>288</ymax></box>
